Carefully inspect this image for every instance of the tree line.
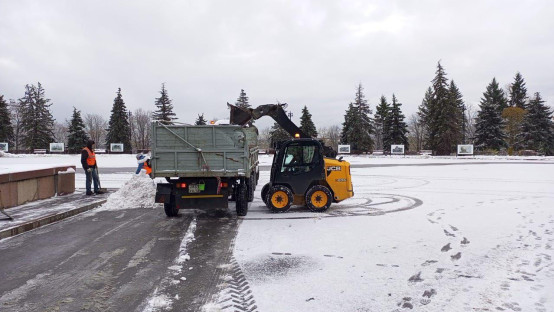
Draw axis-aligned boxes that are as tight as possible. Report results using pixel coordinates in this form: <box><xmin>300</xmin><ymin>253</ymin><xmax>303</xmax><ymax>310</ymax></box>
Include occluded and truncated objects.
<box><xmin>1</xmin><ymin>62</ymin><xmax>553</xmax><ymax>155</ymax></box>
<box><xmin>0</xmin><ymin>84</ymin><xmax>177</xmax><ymax>153</ymax></box>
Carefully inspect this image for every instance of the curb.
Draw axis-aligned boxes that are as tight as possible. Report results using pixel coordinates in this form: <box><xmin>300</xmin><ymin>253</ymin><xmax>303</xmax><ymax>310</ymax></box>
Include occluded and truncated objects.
<box><xmin>0</xmin><ymin>199</ymin><xmax>107</xmax><ymax>241</ymax></box>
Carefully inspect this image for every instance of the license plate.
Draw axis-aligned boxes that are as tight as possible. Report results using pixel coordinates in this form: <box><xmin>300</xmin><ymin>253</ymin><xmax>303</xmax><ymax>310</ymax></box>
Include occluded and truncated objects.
<box><xmin>188</xmin><ymin>184</ymin><xmax>199</xmax><ymax>193</ymax></box>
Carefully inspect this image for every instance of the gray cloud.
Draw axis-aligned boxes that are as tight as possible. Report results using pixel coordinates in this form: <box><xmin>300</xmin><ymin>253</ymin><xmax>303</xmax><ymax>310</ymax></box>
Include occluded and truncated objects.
<box><xmin>1</xmin><ymin>0</ymin><xmax>552</xmax><ymax>130</ymax></box>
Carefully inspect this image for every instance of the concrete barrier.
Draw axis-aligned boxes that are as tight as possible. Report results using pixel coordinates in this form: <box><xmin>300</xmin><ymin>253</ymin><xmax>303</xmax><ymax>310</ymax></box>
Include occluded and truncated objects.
<box><xmin>0</xmin><ymin>166</ymin><xmax>76</xmax><ymax>209</ymax></box>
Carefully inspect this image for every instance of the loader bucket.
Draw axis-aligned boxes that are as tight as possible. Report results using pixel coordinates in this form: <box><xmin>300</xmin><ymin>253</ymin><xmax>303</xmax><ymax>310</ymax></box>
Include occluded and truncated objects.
<box><xmin>228</xmin><ymin>103</ymin><xmax>253</xmax><ymax>126</ymax></box>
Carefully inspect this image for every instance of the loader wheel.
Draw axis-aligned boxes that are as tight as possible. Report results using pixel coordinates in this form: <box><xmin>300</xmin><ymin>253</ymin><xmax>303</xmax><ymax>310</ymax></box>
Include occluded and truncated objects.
<box><xmin>236</xmin><ymin>180</ymin><xmax>248</xmax><ymax>216</ymax></box>
<box><xmin>305</xmin><ymin>185</ymin><xmax>332</xmax><ymax>212</ymax></box>
<box><xmin>267</xmin><ymin>185</ymin><xmax>293</xmax><ymax>213</ymax></box>
<box><xmin>164</xmin><ymin>202</ymin><xmax>178</xmax><ymax>217</ymax></box>
<box><xmin>261</xmin><ymin>183</ymin><xmax>270</xmax><ymax>206</ymax></box>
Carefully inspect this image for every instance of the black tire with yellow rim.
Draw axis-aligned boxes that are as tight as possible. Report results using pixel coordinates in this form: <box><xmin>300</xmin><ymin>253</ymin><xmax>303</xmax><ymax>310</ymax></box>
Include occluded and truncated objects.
<box><xmin>266</xmin><ymin>185</ymin><xmax>293</xmax><ymax>213</ymax></box>
<box><xmin>305</xmin><ymin>185</ymin><xmax>332</xmax><ymax>212</ymax></box>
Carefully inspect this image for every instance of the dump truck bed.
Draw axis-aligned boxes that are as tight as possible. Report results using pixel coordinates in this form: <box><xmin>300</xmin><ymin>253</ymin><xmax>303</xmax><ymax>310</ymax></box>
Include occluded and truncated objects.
<box><xmin>151</xmin><ymin>123</ymin><xmax>258</xmax><ymax>178</ymax></box>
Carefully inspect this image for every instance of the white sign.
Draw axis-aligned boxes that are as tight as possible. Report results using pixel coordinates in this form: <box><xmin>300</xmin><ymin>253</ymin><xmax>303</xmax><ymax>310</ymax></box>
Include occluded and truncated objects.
<box><xmin>457</xmin><ymin>144</ymin><xmax>474</xmax><ymax>155</ymax></box>
<box><xmin>110</xmin><ymin>143</ymin><xmax>124</xmax><ymax>152</ymax></box>
<box><xmin>391</xmin><ymin>144</ymin><xmax>405</xmax><ymax>155</ymax></box>
<box><xmin>0</xmin><ymin>142</ymin><xmax>8</xmax><ymax>152</ymax></box>
<box><xmin>49</xmin><ymin>143</ymin><xmax>64</xmax><ymax>152</ymax></box>
<box><xmin>338</xmin><ymin>144</ymin><xmax>351</xmax><ymax>154</ymax></box>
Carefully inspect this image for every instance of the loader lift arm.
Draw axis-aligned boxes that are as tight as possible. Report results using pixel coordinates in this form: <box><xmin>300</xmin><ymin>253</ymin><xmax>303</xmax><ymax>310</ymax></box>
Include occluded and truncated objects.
<box><xmin>228</xmin><ymin>103</ymin><xmax>337</xmax><ymax>158</ymax></box>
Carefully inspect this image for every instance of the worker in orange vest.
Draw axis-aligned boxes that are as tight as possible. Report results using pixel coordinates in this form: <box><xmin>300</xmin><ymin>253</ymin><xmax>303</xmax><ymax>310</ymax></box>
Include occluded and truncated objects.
<box><xmin>81</xmin><ymin>140</ymin><xmax>103</xmax><ymax>195</ymax></box>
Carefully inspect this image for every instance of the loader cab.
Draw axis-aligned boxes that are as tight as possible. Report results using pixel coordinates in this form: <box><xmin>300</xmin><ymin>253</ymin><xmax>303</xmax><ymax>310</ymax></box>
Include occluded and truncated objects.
<box><xmin>271</xmin><ymin>139</ymin><xmax>325</xmax><ymax>195</ymax></box>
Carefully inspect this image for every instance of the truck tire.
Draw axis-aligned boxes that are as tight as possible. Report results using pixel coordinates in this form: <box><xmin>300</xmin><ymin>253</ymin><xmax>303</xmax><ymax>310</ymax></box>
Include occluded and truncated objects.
<box><xmin>247</xmin><ymin>174</ymin><xmax>255</xmax><ymax>202</ymax></box>
<box><xmin>305</xmin><ymin>185</ymin><xmax>332</xmax><ymax>212</ymax></box>
<box><xmin>261</xmin><ymin>183</ymin><xmax>270</xmax><ymax>206</ymax></box>
<box><xmin>267</xmin><ymin>185</ymin><xmax>293</xmax><ymax>213</ymax></box>
<box><xmin>164</xmin><ymin>202</ymin><xmax>178</xmax><ymax>217</ymax></box>
<box><xmin>236</xmin><ymin>181</ymin><xmax>248</xmax><ymax>216</ymax></box>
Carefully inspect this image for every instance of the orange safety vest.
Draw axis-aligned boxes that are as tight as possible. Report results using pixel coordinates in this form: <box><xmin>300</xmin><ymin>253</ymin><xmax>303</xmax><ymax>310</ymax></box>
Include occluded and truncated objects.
<box><xmin>143</xmin><ymin>161</ymin><xmax>152</xmax><ymax>174</ymax></box>
<box><xmin>83</xmin><ymin>147</ymin><xmax>96</xmax><ymax>166</ymax></box>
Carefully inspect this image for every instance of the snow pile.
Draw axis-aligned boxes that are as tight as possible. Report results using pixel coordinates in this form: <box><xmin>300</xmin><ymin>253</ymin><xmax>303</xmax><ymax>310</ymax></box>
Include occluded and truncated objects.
<box><xmin>96</xmin><ymin>171</ymin><xmax>156</xmax><ymax>211</ymax></box>
<box><xmin>58</xmin><ymin>167</ymin><xmax>75</xmax><ymax>174</ymax></box>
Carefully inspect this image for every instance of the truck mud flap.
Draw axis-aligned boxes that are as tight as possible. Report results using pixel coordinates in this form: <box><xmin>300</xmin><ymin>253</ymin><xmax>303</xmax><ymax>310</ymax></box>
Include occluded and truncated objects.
<box><xmin>155</xmin><ymin>184</ymin><xmax>172</xmax><ymax>203</ymax></box>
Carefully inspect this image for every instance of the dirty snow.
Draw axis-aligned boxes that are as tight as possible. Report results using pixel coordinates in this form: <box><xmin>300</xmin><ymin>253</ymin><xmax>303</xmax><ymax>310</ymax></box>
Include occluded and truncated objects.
<box><xmin>94</xmin><ymin>171</ymin><xmax>156</xmax><ymax>212</ymax></box>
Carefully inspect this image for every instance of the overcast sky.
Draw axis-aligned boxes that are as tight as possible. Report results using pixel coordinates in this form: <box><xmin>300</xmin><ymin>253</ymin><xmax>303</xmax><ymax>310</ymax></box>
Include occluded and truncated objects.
<box><xmin>1</xmin><ymin>0</ymin><xmax>553</xmax><ymax>130</ymax></box>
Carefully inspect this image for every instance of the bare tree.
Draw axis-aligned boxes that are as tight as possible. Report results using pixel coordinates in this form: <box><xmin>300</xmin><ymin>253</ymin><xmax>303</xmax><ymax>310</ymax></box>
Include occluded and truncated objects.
<box><xmin>53</xmin><ymin>121</ymin><xmax>69</xmax><ymax>145</ymax></box>
<box><xmin>318</xmin><ymin>125</ymin><xmax>341</xmax><ymax>151</ymax></box>
<box><xmin>84</xmin><ymin>113</ymin><xmax>107</xmax><ymax>148</ymax></box>
<box><xmin>258</xmin><ymin>127</ymin><xmax>271</xmax><ymax>151</ymax></box>
<box><xmin>9</xmin><ymin>99</ymin><xmax>24</xmax><ymax>152</ymax></box>
<box><xmin>131</xmin><ymin>108</ymin><xmax>152</xmax><ymax>151</ymax></box>
<box><xmin>464</xmin><ymin>103</ymin><xmax>477</xmax><ymax>143</ymax></box>
<box><xmin>407</xmin><ymin>113</ymin><xmax>424</xmax><ymax>152</ymax></box>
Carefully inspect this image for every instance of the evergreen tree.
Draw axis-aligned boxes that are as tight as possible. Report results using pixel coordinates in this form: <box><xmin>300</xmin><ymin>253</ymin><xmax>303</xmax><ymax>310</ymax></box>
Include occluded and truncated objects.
<box><xmin>418</xmin><ymin>87</ymin><xmax>434</xmax><ymax>149</ymax></box>
<box><xmin>474</xmin><ymin>78</ymin><xmax>506</xmax><ymax>150</ymax></box>
<box><xmin>269</xmin><ymin>121</ymin><xmax>291</xmax><ymax>149</ymax></box>
<box><xmin>106</xmin><ymin>88</ymin><xmax>132</xmax><ymax>153</ymax></box>
<box><xmin>67</xmin><ymin>107</ymin><xmax>89</xmax><ymax>153</ymax></box>
<box><xmin>518</xmin><ymin>92</ymin><xmax>554</xmax><ymax>155</ymax></box>
<box><xmin>235</xmin><ymin>89</ymin><xmax>250</xmax><ymax>109</ymax></box>
<box><xmin>0</xmin><ymin>95</ymin><xmax>14</xmax><ymax>145</ymax></box>
<box><xmin>195</xmin><ymin>113</ymin><xmax>208</xmax><ymax>125</ymax></box>
<box><xmin>299</xmin><ymin>105</ymin><xmax>318</xmax><ymax>138</ymax></box>
<box><xmin>340</xmin><ymin>103</ymin><xmax>356</xmax><ymax>145</ymax></box>
<box><xmin>342</xmin><ymin>84</ymin><xmax>373</xmax><ymax>152</ymax></box>
<box><xmin>387</xmin><ymin>94</ymin><xmax>409</xmax><ymax>150</ymax></box>
<box><xmin>449</xmin><ymin>81</ymin><xmax>467</xmax><ymax>143</ymax></box>
<box><xmin>374</xmin><ymin>95</ymin><xmax>390</xmax><ymax>150</ymax></box>
<box><xmin>153</xmin><ymin>83</ymin><xmax>176</xmax><ymax>125</ymax></box>
<box><xmin>19</xmin><ymin>83</ymin><xmax>55</xmax><ymax>150</ymax></box>
<box><xmin>419</xmin><ymin>62</ymin><xmax>463</xmax><ymax>155</ymax></box>
<box><xmin>268</xmin><ymin>103</ymin><xmax>292</xmax><ymax>148</ymax></box>
<box><xmin>235</xmin><ymin>89</ymin><xmax>252</xmax><ymax>126</ymax></box>
<box><xmin>502</xmin><ymin>107</ymin><xmax>526</xmax><ymax>153</ymax></box>
<box><xmin>508</xmin><ymin>72</ymin><xmax>528</xmax><ymax>110</ymax></box>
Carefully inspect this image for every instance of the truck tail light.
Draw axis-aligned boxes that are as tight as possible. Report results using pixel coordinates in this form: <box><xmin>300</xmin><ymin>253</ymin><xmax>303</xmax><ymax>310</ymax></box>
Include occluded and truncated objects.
<box><xmin>176</xmin><ymin>182</ymin><xmax>187</xmax><ymax>188</ymax></box>
<box><xmin>220</xmin><ymin>182</ymin><xmax>228</xmax><ymax>188</ymax></box>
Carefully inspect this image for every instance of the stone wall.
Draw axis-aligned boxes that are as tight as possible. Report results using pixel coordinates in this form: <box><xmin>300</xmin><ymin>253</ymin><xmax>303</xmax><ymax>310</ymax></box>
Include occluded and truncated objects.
<box><xmin>0</xmin><ymin>166</ymin><xmax>75</xmax><ymax>209</ymax></box>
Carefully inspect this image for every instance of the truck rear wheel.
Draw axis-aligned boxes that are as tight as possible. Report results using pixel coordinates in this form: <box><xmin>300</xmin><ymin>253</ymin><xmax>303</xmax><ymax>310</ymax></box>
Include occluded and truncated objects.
<box><xmin>247</xmin><ymin>174</ymin><xmax>255</xmax><ymax>202</ymax></box>
<box><xmin>164</xmin><ymin>202</ymin><xmax>178</xmax><ymax>217</ymax></box>
<box><xmin>305</xmin><ymin>185</ymin><xmax>332</xmax><ymax>212</ymax></box>
<box><xmin>236</xmin><ymin>180</ymin><xmax>248</xmax><ymax>216</ymax></box>
<box><xmin>267</xmin><ymin>185</ymin><xmax>293</xmax><ymax>213</ymax></box>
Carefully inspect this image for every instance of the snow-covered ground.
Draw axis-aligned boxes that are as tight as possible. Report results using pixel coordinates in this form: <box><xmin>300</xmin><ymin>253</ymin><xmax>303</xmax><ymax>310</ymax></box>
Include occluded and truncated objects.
<box><xmin>0</xmin><ymin>153</ymin><xmax>137</xmax><ymax>174</ymax></box>
<box><xmin>221</xmin><ymin>161</ymin><xmax>554</xmax><ymax>312</ymax></box>
<box><xmin>3</xmin><ymin>153</ymin><xmax>554</xmax><ymax>311</ymax></box>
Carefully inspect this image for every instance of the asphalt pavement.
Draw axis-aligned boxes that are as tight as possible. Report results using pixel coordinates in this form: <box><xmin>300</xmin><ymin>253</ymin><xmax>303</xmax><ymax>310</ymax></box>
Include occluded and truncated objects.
<box><xmin>0</xmin><ymin>207</ymin><xmax>240</xmax><ymax>312</ymax></box>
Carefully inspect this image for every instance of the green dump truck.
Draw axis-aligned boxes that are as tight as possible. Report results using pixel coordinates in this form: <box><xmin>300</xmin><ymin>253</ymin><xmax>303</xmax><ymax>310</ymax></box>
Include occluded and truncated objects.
<box><xmin>151</xmin><ymin>122</ymin><xmax>259</xmax><ymax>217</ymax></box>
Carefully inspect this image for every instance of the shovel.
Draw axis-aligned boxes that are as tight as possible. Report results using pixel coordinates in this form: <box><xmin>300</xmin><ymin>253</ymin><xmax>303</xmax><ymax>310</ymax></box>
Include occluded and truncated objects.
<box><xmin>95</xmin><ymin>167</ymin><xmax>109</xmax><ymax>193</ymax></box>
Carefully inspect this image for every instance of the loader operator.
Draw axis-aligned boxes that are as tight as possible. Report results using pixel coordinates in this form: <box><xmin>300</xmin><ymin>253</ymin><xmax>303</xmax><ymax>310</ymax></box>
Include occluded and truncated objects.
<box><xmin>81</xmin><ymin>140</ymin><xmax>103</xmax><ymax>195</ymax></box>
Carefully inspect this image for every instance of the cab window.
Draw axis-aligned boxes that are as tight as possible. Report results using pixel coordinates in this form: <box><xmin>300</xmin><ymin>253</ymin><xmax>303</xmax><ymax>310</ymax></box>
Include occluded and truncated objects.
<box><xmin>281</xmin><ymin>144</ymin><xmax>318</xmax><ymax>173</ymax></box>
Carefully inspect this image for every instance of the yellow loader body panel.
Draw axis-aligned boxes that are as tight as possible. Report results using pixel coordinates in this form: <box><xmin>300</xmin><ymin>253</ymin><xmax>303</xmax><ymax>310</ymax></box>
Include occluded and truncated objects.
<box><xmin>323</xmin><ymin>158</ymin><xmax>354</xmax><ymax>202</ymax></box>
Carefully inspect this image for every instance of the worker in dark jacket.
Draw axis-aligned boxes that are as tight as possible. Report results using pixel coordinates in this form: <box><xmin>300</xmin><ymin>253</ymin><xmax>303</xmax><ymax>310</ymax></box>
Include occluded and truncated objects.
<box><xmin>81</xmin><ymin>139</ymin><xmax>103</xmax><ymax>195</ymax></box>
